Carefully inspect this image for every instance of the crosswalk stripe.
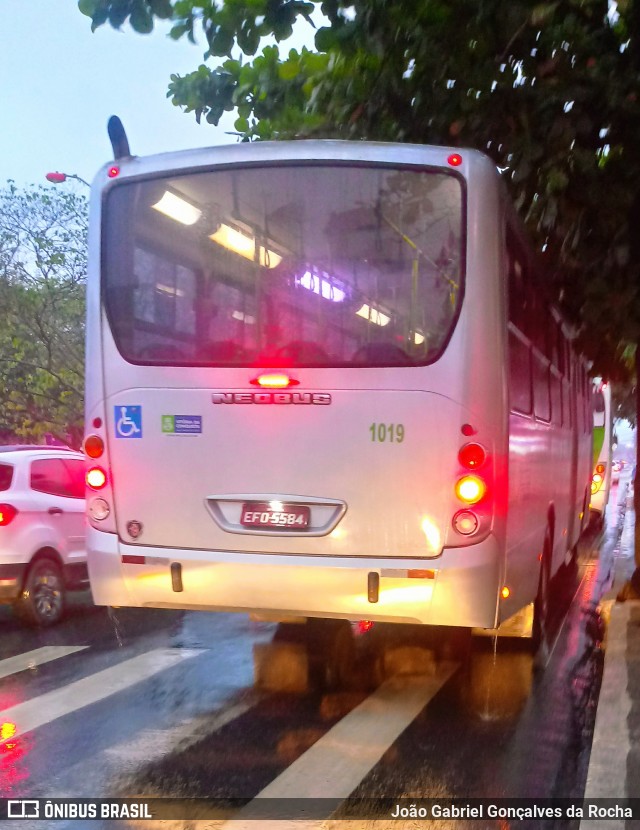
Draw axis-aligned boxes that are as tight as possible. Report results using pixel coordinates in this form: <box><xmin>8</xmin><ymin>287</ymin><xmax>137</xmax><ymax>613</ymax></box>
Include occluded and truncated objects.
<box><xmin>222</xmin><ymin>662</ymin><xmax>459</xmax><ymax>829</ymax></box>
<box><xmin>0</xmin><ymin>646</ymin><xmax>88</xmax><ymax>680</ymax></box>
<box><xmin>104</xmin><ymin>699</ymin><xmax>254</xmax><ymax>763</ymax></box>
<box><xmin>0</xmin><ymin>648</ymin><xmax>203</xmax><ymax>741</ymax></box>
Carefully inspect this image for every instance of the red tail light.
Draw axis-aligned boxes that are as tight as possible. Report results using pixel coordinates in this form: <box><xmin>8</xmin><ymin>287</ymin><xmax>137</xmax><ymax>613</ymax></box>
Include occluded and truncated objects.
<box><xmin>0</xmin><ymin>504</ymin><xmax>18</xmax><ymax>526</ymax></box>
<box><xmin>458</xmin><ymin>442</ymin><xmax>487</xmax><ymax>469</ymax></box>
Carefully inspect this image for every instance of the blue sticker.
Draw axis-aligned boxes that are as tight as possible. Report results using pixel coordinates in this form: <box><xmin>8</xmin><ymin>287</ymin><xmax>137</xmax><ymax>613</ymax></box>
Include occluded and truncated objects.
<box><xmin>174</xmin><ymin>415</ymin><xmax>202</xmax><ymax>434</ymax></box>
<box><xmin>114</xmin><ymin>405</ymin><xmax>142</xmax><ymax>438</ymax></box>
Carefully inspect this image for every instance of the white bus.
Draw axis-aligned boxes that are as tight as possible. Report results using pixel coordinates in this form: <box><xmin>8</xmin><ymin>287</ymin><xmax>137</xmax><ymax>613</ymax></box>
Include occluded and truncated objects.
<box><xmin>590</xmin><ymin>380</ymin><xmax>612</xmax><ymax>525</ymax></box>
<box><xmin>84</xmin><ymin>128</ymin><xmax>593</xmax><ymax>656</ymax></box>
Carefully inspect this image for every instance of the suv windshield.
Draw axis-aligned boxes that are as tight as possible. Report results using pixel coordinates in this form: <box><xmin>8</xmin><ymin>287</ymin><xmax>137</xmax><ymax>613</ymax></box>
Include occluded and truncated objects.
<box><xmin>104</xmin><ymin>163</ymin><xmax>464</xmax><ymax>367</ymax></box>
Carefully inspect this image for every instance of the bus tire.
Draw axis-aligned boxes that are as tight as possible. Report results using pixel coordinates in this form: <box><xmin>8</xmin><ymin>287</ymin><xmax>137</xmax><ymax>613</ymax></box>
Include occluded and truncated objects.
<box><xmin>531</xmin><ymin>535</ymin><xmax>551</xmax><ymax>666</ymax></box>
<box><xmin>437</xmin><ymin>626</ymin><xmax>473</xmax><ymax>662</ymax></box>
<box><xmin>307</xmin><ymin>618</ymin><xmax>355</xmax><ymax>691</ymax></box>
<box><xmin>14</xmin><ymin>557</ymin><xmax>66</xmax><ymax>627</ymax></box>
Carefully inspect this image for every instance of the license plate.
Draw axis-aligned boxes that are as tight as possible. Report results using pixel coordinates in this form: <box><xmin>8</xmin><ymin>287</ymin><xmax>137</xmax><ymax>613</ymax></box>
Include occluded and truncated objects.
<box><xmin>240</xmin><ymin>502</ymin><xmax>310</xmax><ymax>529</ymax></box>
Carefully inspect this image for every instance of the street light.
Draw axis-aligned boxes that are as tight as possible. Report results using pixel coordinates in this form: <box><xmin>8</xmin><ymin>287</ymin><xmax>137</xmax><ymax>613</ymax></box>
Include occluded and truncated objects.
<box><xmin>46</xmin><ymin>171</ymin><xmax>90</xmax><ymax>188</ymax></box>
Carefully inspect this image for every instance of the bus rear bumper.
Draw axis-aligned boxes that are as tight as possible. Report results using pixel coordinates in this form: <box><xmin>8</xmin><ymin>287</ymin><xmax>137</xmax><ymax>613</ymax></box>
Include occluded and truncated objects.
<box><xmin>87</xmin><ymin>527</ymin><xmax>501</xmax><ymax>628</ymax></box>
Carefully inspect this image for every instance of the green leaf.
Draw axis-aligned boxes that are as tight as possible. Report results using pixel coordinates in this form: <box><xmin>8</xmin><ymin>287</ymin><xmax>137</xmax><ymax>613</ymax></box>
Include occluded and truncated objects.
<box><xmin>314</xmin><ymin>26</ymin><xmax>336</xmax><ymax>52</ymax></box>
<box><xmin>278</xmin><ymin>60</ymin><xmax>299</xmax><ymax>80</ymax></box>
<box><xmin>77</xmin><ymin>0</ymin><xmax>99</xmax><ymax>18</ymax></box>
<box><xmin>234</xmin><ymin>115</ymin><xmax>250</xmax><ymax>132</ymax></box>
<box><xmin>148</xmin><ymin>0</ymin><xmax>174</xmax><ymax>18</ymax></box>
<box><xmin>130</xmin><ymin>2</ymin><xmax>154</xmax><ymax>33</ymax></box>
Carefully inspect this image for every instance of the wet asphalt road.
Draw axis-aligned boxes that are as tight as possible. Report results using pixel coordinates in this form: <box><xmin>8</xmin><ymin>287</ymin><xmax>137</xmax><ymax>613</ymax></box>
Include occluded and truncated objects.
<box><xmin>0</xmin><ymin>485</ymin><xmax>626</xmax><ymax>829</ymax></box>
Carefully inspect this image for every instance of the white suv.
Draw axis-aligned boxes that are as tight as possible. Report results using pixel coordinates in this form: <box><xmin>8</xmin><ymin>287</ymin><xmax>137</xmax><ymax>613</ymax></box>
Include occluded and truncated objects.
<box><xmin>0</xmin><ymin>446</ymin><xmax>87</xmax><ymax>626</ymax></box>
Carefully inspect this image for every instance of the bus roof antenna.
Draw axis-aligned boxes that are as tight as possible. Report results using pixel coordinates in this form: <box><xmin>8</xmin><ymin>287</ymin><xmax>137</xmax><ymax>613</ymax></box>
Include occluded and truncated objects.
<box><xmin>108</xmin><ymin>115</ymin><xmax>131</xmax><ymax>160</ymax></box>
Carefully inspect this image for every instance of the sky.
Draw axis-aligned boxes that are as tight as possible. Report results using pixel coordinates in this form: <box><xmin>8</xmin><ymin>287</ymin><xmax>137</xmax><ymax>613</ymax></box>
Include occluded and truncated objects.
<box><xmin>0</xmin><ymin>1</ymin><xmax>282</xmax><ymax>189</ymax></box>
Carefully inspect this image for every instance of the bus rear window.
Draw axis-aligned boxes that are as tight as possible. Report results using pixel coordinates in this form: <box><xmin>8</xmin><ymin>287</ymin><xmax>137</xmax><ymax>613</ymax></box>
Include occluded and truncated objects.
<box><xmin>103</xmin><ymin>164</ymin><xmax>464</xmax><ymax>367</ymax></box>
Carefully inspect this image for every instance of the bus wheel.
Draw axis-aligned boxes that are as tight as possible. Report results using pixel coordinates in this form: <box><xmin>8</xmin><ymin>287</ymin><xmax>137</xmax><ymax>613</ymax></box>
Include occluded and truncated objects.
<box><xmin>531</xmin><ymin>541</ymin><xmax>551</xmax><ymax>666</ymax></box>
<box><xmin>436</xmin><ymin>626</ymin><xmax>473</xmax><ymax>662</ymax></box>
<box><xmin>14</xmin><ymin>558</ymin><xmax>65</xmax><ymax>627</ymax></box>
<box><xmin>307</xmin><ymin>619</ymin><xmax>356</xmax><ymax>690</ymax></box>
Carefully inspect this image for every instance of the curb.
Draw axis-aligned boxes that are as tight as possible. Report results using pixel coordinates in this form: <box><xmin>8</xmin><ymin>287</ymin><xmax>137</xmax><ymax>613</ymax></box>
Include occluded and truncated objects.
<box><xmin>580</xmin><ymin>488</ymin><xmax>638</xmax><ymax>829</ymax></box>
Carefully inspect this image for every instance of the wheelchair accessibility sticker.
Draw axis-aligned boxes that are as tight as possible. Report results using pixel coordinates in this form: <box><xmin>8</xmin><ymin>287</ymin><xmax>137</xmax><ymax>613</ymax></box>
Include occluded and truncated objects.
<box><xmin>114</xmin><ymin>405</ymin><xmax>142</xmax><ymax>438</ymax></box>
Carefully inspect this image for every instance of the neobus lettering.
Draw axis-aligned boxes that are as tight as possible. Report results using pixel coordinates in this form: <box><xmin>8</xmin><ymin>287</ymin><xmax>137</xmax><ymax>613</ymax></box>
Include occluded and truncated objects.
<box><xmin>211</xmin><ymin>392</ymin><xmax>332</xmax><ymax>405</ymax></box>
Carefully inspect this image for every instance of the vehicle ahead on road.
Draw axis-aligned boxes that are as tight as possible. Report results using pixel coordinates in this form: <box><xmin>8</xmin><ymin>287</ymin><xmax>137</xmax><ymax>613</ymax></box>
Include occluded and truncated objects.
<box><xmin>0</xmin><ymin>446</ymin><xmax>88</xmax><ymax>626</ymax></box>
<box><xmin>590</xmin><ymin>380</ymin><xmax>613</xmax><ymax>525</ymax></box>
<box><xmin>84</xmin><ymin>131</ymin><xmax>593</xmax><ymax>656</ymax></box>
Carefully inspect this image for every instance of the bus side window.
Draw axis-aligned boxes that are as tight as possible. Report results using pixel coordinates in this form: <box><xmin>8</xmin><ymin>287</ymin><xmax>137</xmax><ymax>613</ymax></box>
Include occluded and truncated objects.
<box><xmin>555</xmin><ymin>322</ymin><xmax>565</xmax><ymax>375</ymax></box>
<box><xmin>550</xmin><ymin>366</ymin><xmax>563</xmax><ymax>426</ymax></box>
<box><xmin>509</xmin><ymin>326</ymin><xmax>532</xmax><ymax>415</ymax></box>
<box><xmin>507</xmin><ymin>229</ymin><xmax>529</xmax><ymax>334</ymax></box>
<box><xmin>533</xmin><ymin>352</ymin><xmax>551</xmax><ymax>422</ymax></box>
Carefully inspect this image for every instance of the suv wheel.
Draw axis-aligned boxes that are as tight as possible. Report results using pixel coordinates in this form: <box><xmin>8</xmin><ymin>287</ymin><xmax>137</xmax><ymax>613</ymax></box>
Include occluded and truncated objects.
<box><xmin>14</xmin><ymin>558</ymin><xmax>65</xmax><ymax>626</ymax></box>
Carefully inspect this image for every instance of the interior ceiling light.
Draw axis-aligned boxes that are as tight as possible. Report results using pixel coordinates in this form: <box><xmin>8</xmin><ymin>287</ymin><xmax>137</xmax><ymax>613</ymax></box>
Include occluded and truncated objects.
<box><xmin>155</xmin><ymin>283</ymin><xmax>185</xmax><ymax>297</ymax></box>
<box><xmin>152</xmin><ymin>191</ymin><xmax>202</xmax><ymax>226</ymax></box>
<box><xmin>210</xmin><ymin>223</ymin><xmax>282</xmax><ymax>269</ymax></box>
<box><xmin>356</xmin><ymin>303</ymin><xmax>391</xmax><ymax>327</ymax></box>
<box><xmin>298</xmin><ymin>271</ymin><xmax>346</xmax><ymax>302</ymax></box>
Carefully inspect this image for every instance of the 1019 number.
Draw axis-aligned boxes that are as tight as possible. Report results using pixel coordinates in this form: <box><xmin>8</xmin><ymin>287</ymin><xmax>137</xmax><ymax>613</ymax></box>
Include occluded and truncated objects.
<box><xmin>369</xmin><ymin>423</ymin><xmax>405</xmax><ymax>443</ymax></box>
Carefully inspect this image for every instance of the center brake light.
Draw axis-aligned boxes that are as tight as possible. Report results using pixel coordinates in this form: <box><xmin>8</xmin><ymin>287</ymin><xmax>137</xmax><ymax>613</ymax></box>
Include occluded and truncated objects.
<box><xmin>250</xmin><ymin>373</ymin><xmax>300</xmax><ymax>388</ymax></box>
<box><xmin>0</xmin><ymin>504</ymin><xmax>18</xmax><ymax>526</ymax></box>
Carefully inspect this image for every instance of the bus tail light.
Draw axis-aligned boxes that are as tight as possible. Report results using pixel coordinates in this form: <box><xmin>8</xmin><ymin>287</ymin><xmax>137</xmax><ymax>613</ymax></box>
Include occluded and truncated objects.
<box><xmin>591</xmin><ymin>472</ymin><xmax>604</xmax><ymax>494</ymax></box>
<box><xmin>458</xmin><ymin>442</ymin><xmax>487</xmax><ymax>469</ymax></box>
<box><xmin>84</xmin><ymin>434</ymin><xmax>104</xmax><ymax>459</ymax></box>
<box><xmin>452</xmin><ymin>509</ymin><xmax>479</xmax><ymax>536</ymax></box>
<box><xmin>0</xmin><ymin>504</ymin><xmax>18</xmax><ymax>526</ymax></box>
<box><xmin>86</xmin><ymin>467</ymin><xmax>108</xmax><ymax>490</ymax></box>
<box><xmin>455</xmin><ymin>475</ymin><xmax>486</xmax><ymax>504</ymax></box>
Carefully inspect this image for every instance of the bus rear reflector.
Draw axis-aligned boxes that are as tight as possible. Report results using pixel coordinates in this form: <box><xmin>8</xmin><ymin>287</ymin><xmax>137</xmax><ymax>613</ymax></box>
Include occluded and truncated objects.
<box><xmin>0</xmin><ymin>504</ymin><xmax>18</xmax><ymax>526</ymax></box>
<box><xmin>407</xmin><ymin>569</ymin><xmax>436</xmax><ymax>579</ymax></box>
<box><xmin>122</xmin><ymin>555</ymin><xmax>146</xmax><ymax>565</ymax></box>
<box><xmin>86</xmin><ymin>467</ymin><xmax>107</xmax><ymax>490</ymax></box>
<box><xmin>84</xmin><ymin>434</ymin><xmax>104</xmax><ymax>458</ymax></box>
<box><xmin>88</xmin><ymin>498</ymin><xmax>110</xmax><ymax>521</ymax></box>
<box><xmin>452</xmin><ymin>510</ymin><xmax>479</xmax><ymax>535</ymax></box>
<box><xmin>455</xmin><ymin>475</ymin><xmax>486</xmax><ymax>504</ymax></box>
